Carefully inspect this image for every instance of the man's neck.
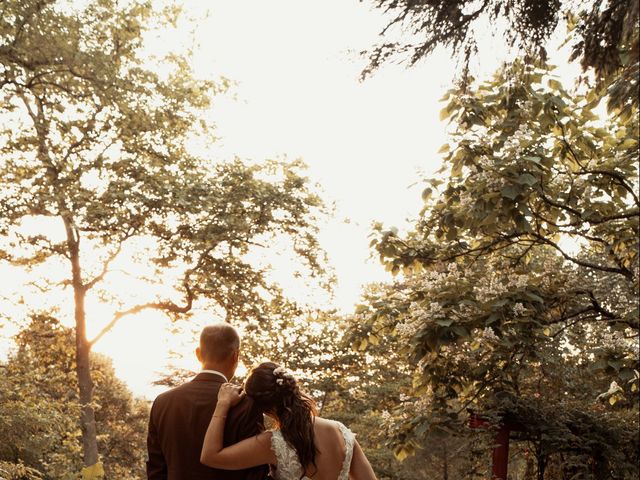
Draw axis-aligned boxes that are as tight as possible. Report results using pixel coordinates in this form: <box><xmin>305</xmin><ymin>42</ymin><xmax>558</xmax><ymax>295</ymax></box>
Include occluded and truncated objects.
<box><xmin>201</xmin><ymin>363</ymin><xmax>232</xmax><ymax>381</ymax></box>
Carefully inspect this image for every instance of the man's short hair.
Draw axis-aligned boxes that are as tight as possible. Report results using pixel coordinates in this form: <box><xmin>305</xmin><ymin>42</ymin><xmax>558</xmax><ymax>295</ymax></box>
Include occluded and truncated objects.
<box><xmin>200</xmin><ymin>323</ymin><xmax>240</xmax><ymax>362</ymax></box>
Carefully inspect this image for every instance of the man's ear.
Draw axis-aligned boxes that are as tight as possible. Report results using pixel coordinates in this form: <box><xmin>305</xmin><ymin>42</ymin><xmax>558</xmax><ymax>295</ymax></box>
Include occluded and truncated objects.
<box><xmin>196</xmin><ymin>347</ymin><xmax>203</xmax><ymax>363</ymax></box>
<box><xmin>232</xmin><ymin>349</ymin><xmax>239</xmax><ymax>363</ymax></box>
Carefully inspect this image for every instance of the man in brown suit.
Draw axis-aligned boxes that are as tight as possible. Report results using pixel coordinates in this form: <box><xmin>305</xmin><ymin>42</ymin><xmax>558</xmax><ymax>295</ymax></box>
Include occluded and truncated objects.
<box><xmin>147</xmin><ymin>324</ymin><xmax>268</xmax><ymax>480</ymax></box>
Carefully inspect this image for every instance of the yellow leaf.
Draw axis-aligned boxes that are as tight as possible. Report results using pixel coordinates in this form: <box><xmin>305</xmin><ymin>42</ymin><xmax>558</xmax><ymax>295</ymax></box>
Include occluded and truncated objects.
<box><xmin>359</xmin><ymin>339</ymin><xmax>368</xmax><ymax>351</ymax></box>
<box><xmin>438</xmin><ymin>143</ymin><xmax>450</xmax><ymax>153</ymax></box>
<box><xmin>82</xmin><ymin>462</ymin><xmax>105</xmax><ymax>480</ymax></box>
<box><xmin>609</xmin><ymin>396</ymin><xmax>617</xmax><ymax>406</ymax></box>
<box><xmin>632</xmin><ymin>383</ymin><xmax>637</xmax><ymax>392</ymax></box>
<box><xmin>543</xmin><ymin>328</ymin><xmax>551</xmax><ymax>336</ymax></box>
<box><xmin>394</xmin><ymin>447</ymin><xmax>410</xmax><ymax>461</ymax></box>
<box><xmin>621</xmin><ymin>138</ymin><xmax>638</xmax><ymax>149</ymax></box>
<box><xmin>548</xmin><ymin>78</ymin><xmax>563</xmax><ymax>90</ymax></box>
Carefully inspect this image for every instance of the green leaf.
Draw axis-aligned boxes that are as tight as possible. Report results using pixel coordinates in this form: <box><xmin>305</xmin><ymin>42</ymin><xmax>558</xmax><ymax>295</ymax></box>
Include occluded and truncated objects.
<box><xmin>436</xmin><ymin>318</ymin><xmax>454</xmax><ymax>327</ymax></box>
<box><xmin>523</xmin><ymin>155</ymin><xmax>541</xmax><ymax>164</ymax></box>
<box><xmin>619</xmin><ymin>368</ymin><xmax>636</xmax><ymax>381</ymax></box>
<box><xmin>517</xmin><ymin>173</ymin><xmax>538</xmax><ymax>186</ymax></box>
<box><xmin>501</xmin><ymin>185</ymin><xmax>520</xmax><ymax>200</ymax></box>
<box><xmin>452</xmin><ymin>325</ymin><xmax>470</xmax><ymax>337</ymax></box>
<box><xmin>524</xmin><ymin>292</ymin><xmax>545</xmax><ymax>303</ymax></box>
<box><xmin>592</xmin><ymin>358</ymin><xmax>608</xmax><ymax>372</ymax></box>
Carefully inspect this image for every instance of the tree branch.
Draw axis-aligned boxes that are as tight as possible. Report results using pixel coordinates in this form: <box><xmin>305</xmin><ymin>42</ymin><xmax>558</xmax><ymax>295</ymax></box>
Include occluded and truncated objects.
<box><xmin>83</xmin><ymin>229</ymin><xmax>135</xmax><ymax>292</ymax></box>
<box><xmin>88</xmin><ymin>281</ymin><xmax>194</xmax><ymax>346</ymax></box>
<box><xmin>529</xmin><ymin>232</ymin><xmax>633</xmax><ymax>279</ymax></box>
<box><xmin>581</xmin><ymin>168</ymin><xmax>640</xmax><ymax>207</ymax></box>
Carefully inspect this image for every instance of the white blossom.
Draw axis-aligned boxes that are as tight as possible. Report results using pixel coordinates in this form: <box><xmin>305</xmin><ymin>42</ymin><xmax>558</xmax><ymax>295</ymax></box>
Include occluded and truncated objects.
<box><xmin>512</xmin><ymin>302</ymin><xmax>527</xmax><ymax>316</ymax></box>
<box><xmin>482</xmin><ymin>327</ymin><xmax>499</xmax><ymax>342</ymax></box>
<box><xmin>475</xmin><ymin>275</ymin><xmax>509</xmax><ymax>302</ymax></box>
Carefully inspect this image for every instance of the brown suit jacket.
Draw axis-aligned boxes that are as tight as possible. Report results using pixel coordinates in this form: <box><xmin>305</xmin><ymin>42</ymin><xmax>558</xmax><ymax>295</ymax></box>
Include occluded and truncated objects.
<box><xmin>146</xmin><ymin>372</ymin><xmax>269</xmax><ymax>480</ymax></box>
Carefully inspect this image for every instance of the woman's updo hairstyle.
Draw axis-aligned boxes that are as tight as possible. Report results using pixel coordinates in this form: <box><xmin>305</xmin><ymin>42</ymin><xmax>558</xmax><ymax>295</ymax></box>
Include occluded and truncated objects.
<box><xmin>244</xmin><ymin>362</ymin><xmax>318</xmax><ymax>475</ymax></box>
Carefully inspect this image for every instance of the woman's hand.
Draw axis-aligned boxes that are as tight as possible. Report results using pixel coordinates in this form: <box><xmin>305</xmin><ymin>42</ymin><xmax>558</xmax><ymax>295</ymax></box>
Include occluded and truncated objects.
<box><xmin>218</xmin><ymin>383</ymin><xmax>245</xmax><ymax>407</ymax></box>
<box><xmin>203</xmin><ymin>382</ymin><xmax>277</xmax><ymax>469</ymax></box>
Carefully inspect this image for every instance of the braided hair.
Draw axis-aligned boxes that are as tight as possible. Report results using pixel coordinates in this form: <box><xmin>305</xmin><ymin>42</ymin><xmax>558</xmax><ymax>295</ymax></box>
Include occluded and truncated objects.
<box><xmin>244</xmin><ymin>362</ymin><xmax>318</xmax><ymax>477</ymax></box>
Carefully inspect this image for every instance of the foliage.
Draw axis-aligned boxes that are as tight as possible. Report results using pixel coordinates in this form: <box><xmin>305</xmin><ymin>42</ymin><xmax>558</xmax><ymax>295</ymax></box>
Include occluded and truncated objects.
<box><xmin>364</xmin><ymin>0</ymin><xmax>639</xmax><ymax>109</ymax></box>
<box><xmin>0</xmin><ymin>462</ymin><xmax>43</xmax><ymax>480</ymax></box>
<box><xmin>0</xmin><ymin>314</ymin><xmax>149</xmax><ymax>480</ymax></box>
<box><xmin>354</xmin><ymin>59</ymin><xmax>639</xmax><ymax>477</ymax></box>
<box><xmin>0</xmin><ymin>315</ymin><xmax>80</xmax><ymax>479</ymax></box>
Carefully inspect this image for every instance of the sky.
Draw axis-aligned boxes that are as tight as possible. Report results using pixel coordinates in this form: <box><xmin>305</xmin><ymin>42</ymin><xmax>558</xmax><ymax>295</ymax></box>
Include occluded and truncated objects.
<box><xmin>168</xmin><ymin>0</ymin><xmax>467</xmax><ymax>310</ymax></box>
<box><xmin>0</xmin><ymin>0</ymin><xmax>577</xmax><ymax>399</ymax></box>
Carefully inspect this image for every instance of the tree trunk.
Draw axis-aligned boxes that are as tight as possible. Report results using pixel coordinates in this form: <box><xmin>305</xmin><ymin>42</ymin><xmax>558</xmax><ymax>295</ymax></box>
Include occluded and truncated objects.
<box><xmin>537</xmin><ymin>454</ymin><xmax>546</xmax><ymax>480</ymax></box>
<box><xmin>318</xmin><ymin>390</ymin><xmax>330</xmax><ymax>416</ymax></box>
<box><xmin>65</xmin><ymin>219</ymin><xmax>100</xmax><ymax>471</ymax></box>
<box><xmin>75</xmin><ymin>284</ymin><xmax>99</xmax><ymax>468</ymax></box>
<box><xmin>442</xmin><ymin>442</ymin><xmax>448</xmax><ymax>480</ymax></box>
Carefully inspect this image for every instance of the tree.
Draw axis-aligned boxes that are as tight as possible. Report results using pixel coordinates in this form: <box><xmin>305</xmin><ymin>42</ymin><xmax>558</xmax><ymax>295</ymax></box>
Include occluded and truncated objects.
<box><xmin>0</xmin><ymin>0</ymin><xmax>327</xmax><ymax>474</ymax></box>
<box><xmin>364</xmin><ymin>0</ymin><xmax>638</xmax><ymax>109</ymax></box>
<box><xmin>355</xmin><ymin>59</ymin><xmax>639</xmax><ymax>477</ymax></box>
<box><xmin>1</xmin><ymin>314</ymin><xmax>149</xmax><ymax>479</ymax></box>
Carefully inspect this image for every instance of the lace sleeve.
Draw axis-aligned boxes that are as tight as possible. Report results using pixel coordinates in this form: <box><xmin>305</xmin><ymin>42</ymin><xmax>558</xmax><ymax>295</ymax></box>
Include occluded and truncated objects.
<box><xmin>270</xmin><ymin>430</ymin><xmax>286</xmax><ymax>467</ymax></box>
<box><xmin>269</xmin><ymin>430</ymin><xmax>304</xmax><ymax>480</ymax></box>
<box><xmin>335</xmin><ymin>421</ymin><xmax>357</xmax><ymax>480</ymax></box>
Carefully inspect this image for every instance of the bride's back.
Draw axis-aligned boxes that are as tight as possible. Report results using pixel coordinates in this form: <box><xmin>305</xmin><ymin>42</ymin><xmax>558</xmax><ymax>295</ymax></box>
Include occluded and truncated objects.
<box><xmin>302</xmin><ymin>417</ymin><xmax>351</xmax><ymax>480</ymax></box>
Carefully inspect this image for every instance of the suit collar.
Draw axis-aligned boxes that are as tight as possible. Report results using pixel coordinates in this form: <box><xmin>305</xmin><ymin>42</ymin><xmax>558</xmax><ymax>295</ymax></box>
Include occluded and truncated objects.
<box><xmin>193</xmin><ymin>370</ymin><xmax>228</xmax><ymax>383</ymax></box>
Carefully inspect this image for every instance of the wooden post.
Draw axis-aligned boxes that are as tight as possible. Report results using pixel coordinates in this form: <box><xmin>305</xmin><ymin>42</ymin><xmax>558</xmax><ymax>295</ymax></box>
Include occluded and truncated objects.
<box><xmin>492</xmin><ymin>426</ymin><xmax>510</xmax><ymax>480</ymax></box>
<box><xmin>469</xmin><ymin>413</ymin><xmax>511</xmax><ymax>480</ymax></box>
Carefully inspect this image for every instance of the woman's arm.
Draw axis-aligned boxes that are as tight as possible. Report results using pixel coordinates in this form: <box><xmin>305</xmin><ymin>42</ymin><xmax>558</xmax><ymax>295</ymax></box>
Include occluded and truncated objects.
<box><xmin>200</xmin><ymin>383</ymin><xmax>277</xmax><ymax>470</ymax></box>
<box><xmin>349</xmin><ymin>440</ymin><xmax>377</xmax><ymax>480</ymax></box>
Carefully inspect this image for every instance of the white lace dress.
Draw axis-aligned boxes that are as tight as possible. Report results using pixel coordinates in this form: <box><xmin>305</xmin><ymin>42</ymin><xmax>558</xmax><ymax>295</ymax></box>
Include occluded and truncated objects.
<box><xmin>269</xmin><ymin>421</ymin><xmax>356</xmax><ymax>480</ymax></box>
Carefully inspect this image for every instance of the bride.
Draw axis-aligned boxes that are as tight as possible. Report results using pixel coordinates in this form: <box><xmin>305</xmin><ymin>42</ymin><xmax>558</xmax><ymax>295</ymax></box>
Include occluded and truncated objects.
<box><xmin>200</xmin><ymin>362</ymin><xmax>378</xmax><ymax>480</ymax></box>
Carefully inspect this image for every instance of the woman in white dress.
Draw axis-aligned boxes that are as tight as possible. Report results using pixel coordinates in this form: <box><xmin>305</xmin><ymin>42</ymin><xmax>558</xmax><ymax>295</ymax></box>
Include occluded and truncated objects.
<box><xmin>201</xmin><ymin>362</ymin><xmax>378</xmax><ymax>480</ymax></box>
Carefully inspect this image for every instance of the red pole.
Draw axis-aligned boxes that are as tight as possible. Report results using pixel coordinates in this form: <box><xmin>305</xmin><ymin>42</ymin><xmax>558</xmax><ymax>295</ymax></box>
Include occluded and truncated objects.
<box><xmin>492</xmin><ymin>426</ymin><xmax>510</xmax><ymax>480</ymax></box>
<box><xmin>468</xmin><ymin>413</ymin><xmax>512</xmax><ymax>479</ymax></box>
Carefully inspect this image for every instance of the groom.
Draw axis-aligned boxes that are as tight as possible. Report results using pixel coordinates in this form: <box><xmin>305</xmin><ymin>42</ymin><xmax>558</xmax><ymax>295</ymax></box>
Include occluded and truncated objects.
<box><xmin>147</xmin><ymin>323</ymin><xmax>268</xmax><ymax>480</ymax></box>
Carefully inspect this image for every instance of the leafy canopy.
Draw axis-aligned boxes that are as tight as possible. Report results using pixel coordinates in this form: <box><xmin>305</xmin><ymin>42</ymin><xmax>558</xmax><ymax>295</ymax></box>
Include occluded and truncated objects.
<box><xmin>364</xmin><ymin>0</ymin><xmax>639</xmax><ymax>109</ymax></box>
<box><xmin>355</xmin><ymin>59</ymin><xmax>639</xmax><ymax>477</ymax></box>
<box><xmin>0</xmin><ymin>0</ymin><xmax>327</xmax><ymax>327</ymax></box>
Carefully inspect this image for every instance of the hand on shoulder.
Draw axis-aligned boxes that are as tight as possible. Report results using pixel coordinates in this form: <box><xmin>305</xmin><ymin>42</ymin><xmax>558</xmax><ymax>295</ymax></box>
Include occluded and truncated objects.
<box><xmin>218</xmin><ymin>382</ymin><xmax>245</xmax><ymax>407</ymax></box>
